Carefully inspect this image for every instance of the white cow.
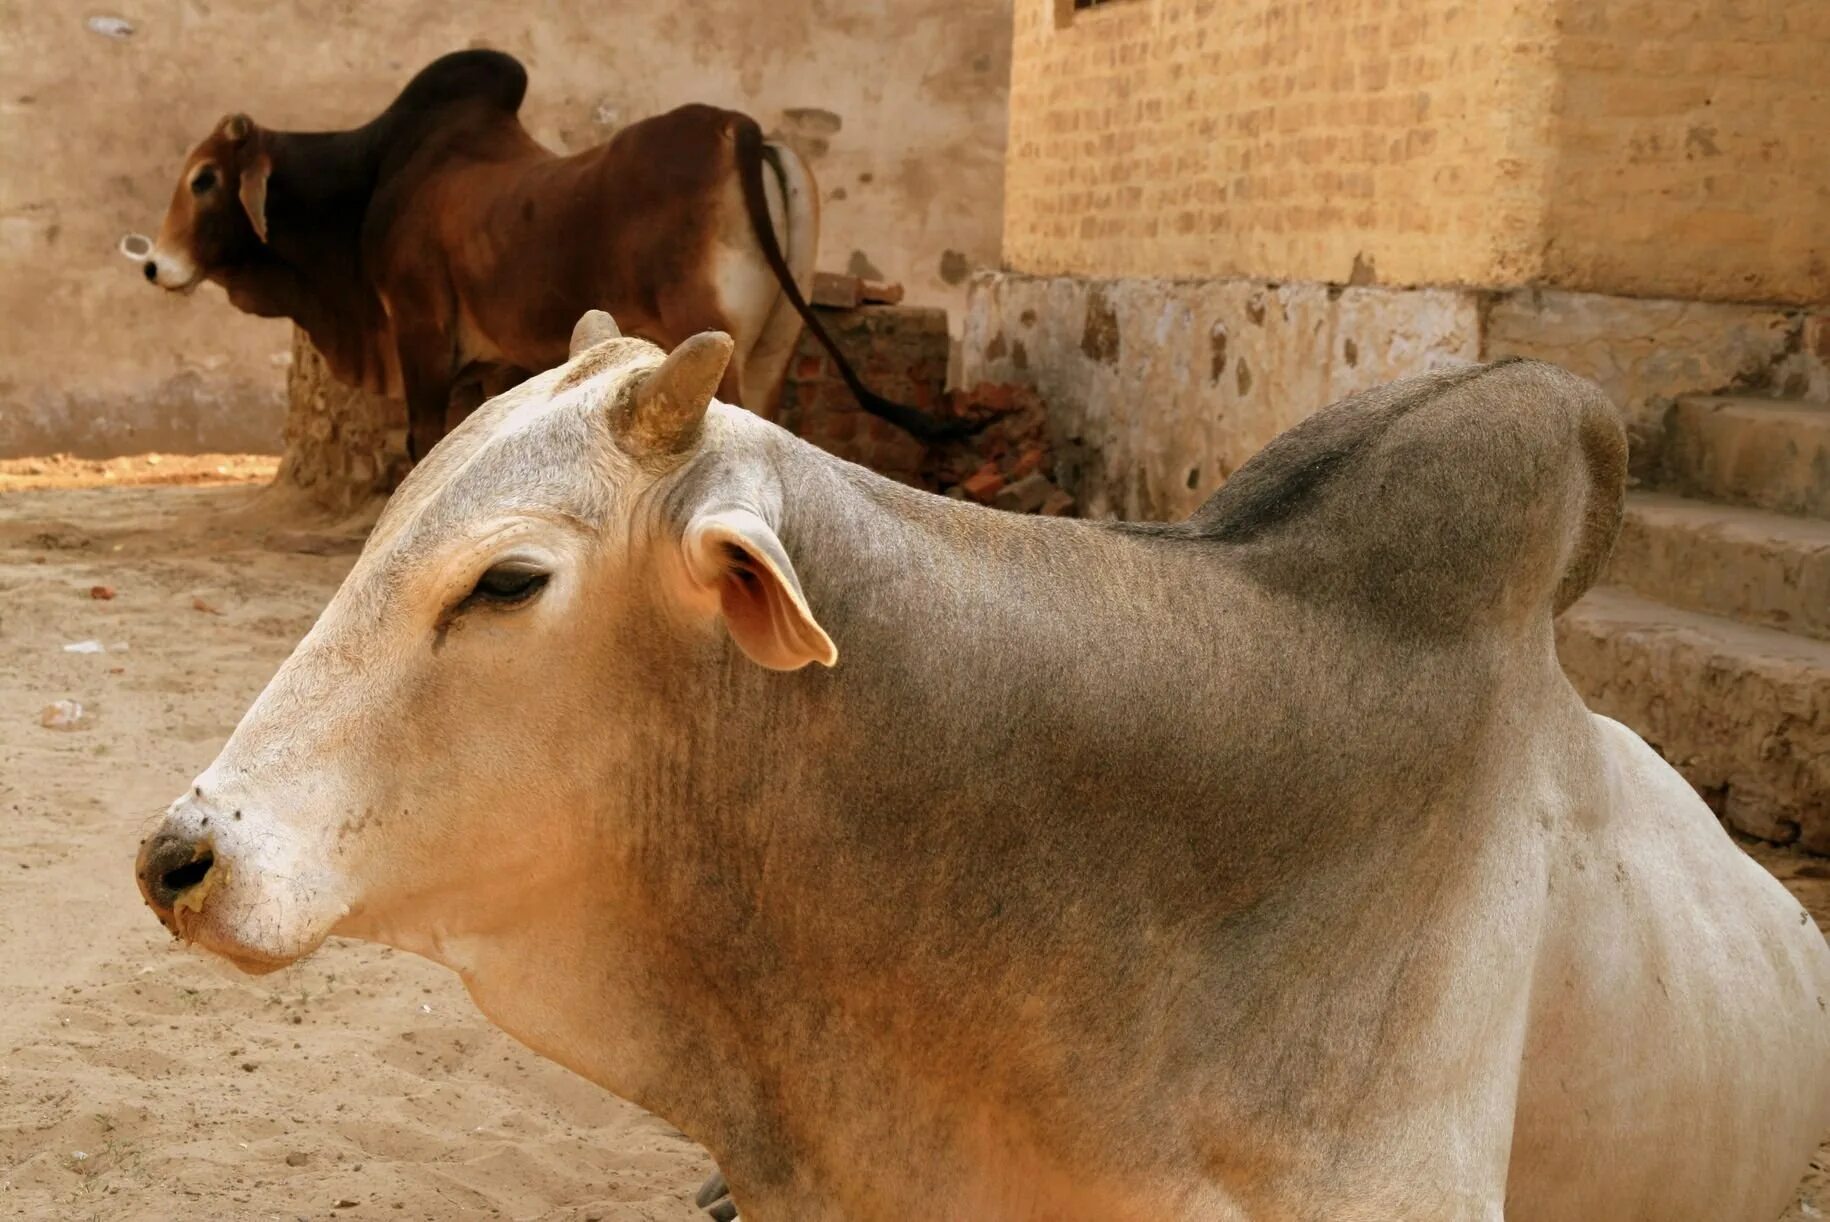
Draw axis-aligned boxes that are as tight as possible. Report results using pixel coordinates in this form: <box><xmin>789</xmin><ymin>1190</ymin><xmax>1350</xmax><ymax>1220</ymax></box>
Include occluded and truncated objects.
<box><xmin>138</xmin><ymin>313</ymin><xmax>1830</xmax><ymax>1220</ymax></box>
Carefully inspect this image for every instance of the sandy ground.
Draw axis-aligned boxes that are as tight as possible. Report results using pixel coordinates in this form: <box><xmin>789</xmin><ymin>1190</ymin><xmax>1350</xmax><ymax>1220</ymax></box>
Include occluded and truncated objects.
<box><xmin>0</xmin><ymin>452</ymin><xmax>282</xmax><ymax>493</ymax></box>
<box><xmin>0</xmin><ymin>471</ymin><xmax>1824</xmax><ymax>1219</ymax></box>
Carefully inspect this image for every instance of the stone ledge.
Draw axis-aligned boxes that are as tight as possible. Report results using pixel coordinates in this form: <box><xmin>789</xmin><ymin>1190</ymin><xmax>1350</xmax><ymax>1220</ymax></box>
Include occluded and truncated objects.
<box><xmin>1664</xmin><ymin>395</ymin><xmax>1830</xmax><ymax>518</ymax></box>
<box><xmin>963</xmin><ymin>272</ymin><xmax>1830</xmax><ymax>520</ymax></box>
<box><xmin>1608</xmin><ymin>493</ymin><xmax>1830</xmax><ymax>642</ymax></box>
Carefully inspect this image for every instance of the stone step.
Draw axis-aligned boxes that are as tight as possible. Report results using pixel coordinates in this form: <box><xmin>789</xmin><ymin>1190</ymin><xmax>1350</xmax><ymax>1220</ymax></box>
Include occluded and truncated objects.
<box><xmin>1555</xmin><ymin>587</ymin><xmax>1830</xmax><ymax>853</ymax></box>
<box><xmin>1664</xmin><ymin>394</ymin><xmax>1830</xmax><ymax>518</ymax></box>
<box><xmin>1607</xmin><ymin>492</ymin><xmax>1830</xmax><ymax>641</ymax></box>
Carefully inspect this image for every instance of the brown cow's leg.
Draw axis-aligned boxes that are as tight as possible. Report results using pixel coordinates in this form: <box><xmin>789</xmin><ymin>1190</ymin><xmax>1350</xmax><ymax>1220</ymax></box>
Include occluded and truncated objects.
<box><xmin>405</xmin><ymin>385</ymin><xmax>451</xmax><ymax>464</ymax></box>
<box><xmin>395</xmin><ymin>320</ymin><xmax>459</xmax><ymax>463</ymax></box>
<box><xmin>443</xmin><ymin>362</ymin><xmax>531</xmax><ymax>438</ymax></box>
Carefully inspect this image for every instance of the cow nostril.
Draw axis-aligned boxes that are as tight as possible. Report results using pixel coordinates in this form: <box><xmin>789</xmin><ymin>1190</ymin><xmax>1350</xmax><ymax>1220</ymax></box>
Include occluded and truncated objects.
<box><xmin>143</xmin><ymin>260</ymin><xmax>157</xmax><ymax>282</ymax></box>
<box><xmin>162</xmin><ymin>850</ymin><xmax>213</xmax><ymax>895</ymax></box>
<box><xmin>139</xmin><ymin>830</ymin><xmax>218</xmax><ymax>914</ymax></box>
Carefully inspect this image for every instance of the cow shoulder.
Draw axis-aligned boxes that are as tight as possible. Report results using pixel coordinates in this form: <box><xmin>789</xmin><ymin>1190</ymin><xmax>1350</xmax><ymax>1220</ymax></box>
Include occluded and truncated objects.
<box><xmin>358</xmin><ymin>53</ymin><xmax>539</xmax><ymax>274</ymax></box>
<box><xmin>1185</xmin><ymin>358</ymin><xmax>1626</xmax><ymax>636</ymax></box>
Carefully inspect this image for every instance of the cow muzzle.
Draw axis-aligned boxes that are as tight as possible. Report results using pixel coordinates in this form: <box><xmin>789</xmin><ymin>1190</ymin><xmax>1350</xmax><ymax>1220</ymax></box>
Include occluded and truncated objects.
<box><xmin>135</xmin><ymin>827</ymin><xmax>220</xmax><ymax>930</ymax></box>
<box><xmin>134</xmin><ymin>791</ymin><xmax>334</xmax><ymax>975</ymax></box>
<box><xmin>134</xmin><ymin>241</ymin><xmax>203</xmax><ymax>293</ymax></box>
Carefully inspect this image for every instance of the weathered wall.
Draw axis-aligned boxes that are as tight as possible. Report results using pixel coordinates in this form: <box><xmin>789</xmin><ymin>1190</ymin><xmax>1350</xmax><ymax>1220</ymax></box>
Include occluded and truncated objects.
<box><xmin>1542</xmin><ymin>1</ymin><xmax>1830</xmax><ymax>304</ymax></box>
<box><xmin>1002</xmin><ymin>0</ymin><xmax>1829</xmax><ymax>305</ymax></box>
<box><xmin>0</xmin><ymin>0</ymin><xmax>1010</xmax><ymax>459</ymax></box>
<box><xmin>963</xmin><ymin>272</ymin><xmax>1830</xmax><ymax>522</ymax></box>
<box><xmin>962</xmin><ymin>274</ymin><xmax>1482</xmax><ymax>520</ymax></box>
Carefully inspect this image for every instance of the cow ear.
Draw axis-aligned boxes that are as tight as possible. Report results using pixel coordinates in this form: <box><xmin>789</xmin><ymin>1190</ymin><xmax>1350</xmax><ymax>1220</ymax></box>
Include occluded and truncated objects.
<box><xmin>613</xmin><ymin>331</ymin><xmax>732</xmax><ymax>457</ymax></box>
<box><xmin>238</xmin><ymin>148</ymin><xmax>271</xmax><ymax>243</ymax></box>
<box><xmin>682</xmin><ymin>507</ymin><xmax>837</xmax><ymax>671</ymax></box>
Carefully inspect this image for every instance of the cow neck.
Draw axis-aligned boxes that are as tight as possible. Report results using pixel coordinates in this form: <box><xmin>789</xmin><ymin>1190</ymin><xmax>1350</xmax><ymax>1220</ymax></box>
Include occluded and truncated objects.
<box><xmin>607</xmin><ymin>442</ymin><xmax>1544</xmax><ymax>1108</ymax></box>
<box><xmin>256</xmin><ymin>129</ymin><xmax>395</xmax><ymax>394</ymax></box>
<box><xmin>427</xmin><ymin>439</ymin><xmax>1570</xmax><ymax>1211</ymax></box>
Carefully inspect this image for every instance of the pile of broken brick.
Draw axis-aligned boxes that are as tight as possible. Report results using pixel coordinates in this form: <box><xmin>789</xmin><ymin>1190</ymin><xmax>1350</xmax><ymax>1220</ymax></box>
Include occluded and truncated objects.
<box><xmin>919</xmin><ymin>381</ymin><xmax>1077</xmax><ymax>518</ymax></box>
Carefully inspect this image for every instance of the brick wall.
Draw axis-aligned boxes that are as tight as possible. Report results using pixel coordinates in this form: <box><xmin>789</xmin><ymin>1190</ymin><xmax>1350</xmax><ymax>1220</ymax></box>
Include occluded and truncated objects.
<box><xmin>778</xmin><ymin>307</ymin><xmax>951</xmax><ymax>485</ymax></box>
<box><xmin>779</xmin><ymin>305</ymin><xmax>1077</xmax><ymax>514</ymax></box>
<box><xmin>1002</xmin><ymin>0</ymin><xmax>1830</xmax><ymax>305</ymax></box>
<box><xmin>1003</xmin><ymin>0</ymin><xmax>1556</xmax><ymax>290</ymax></box>
<box><xmin>1543</xmin><ymin>3</ymin><xmax>1830</xmax><ymax>304</ymax></box>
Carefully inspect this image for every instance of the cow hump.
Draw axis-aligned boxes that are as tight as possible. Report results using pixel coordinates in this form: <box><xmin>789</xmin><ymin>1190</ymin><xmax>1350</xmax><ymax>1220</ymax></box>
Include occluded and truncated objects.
<box><xmin>382</xmin><ymin>49</ymin><xmax>528</xmax><ymax>119</ymax></box>
<box><xmin>1186</xmin><ymin>359</ymin><xmax>1626</xmax><ymax>637</ymax></box>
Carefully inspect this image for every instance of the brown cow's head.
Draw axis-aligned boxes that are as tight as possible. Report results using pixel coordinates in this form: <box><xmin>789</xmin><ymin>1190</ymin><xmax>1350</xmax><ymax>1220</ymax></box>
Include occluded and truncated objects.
<box><xmin>144</xmin><ymin>113</ymin><xmax>271</xmax><ymax>291</ymax></box>
<box><xmin>133</xmin><ymin>312</ymin><xmax>835</xmax><ymax>974</ymax></box>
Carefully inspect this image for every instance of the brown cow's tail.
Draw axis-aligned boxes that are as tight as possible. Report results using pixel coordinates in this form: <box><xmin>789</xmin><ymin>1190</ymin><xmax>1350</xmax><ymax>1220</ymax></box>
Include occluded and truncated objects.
<box><xmin>733</xmin><ymin>117</ymin><xmax>973</xmax><ymax>443</ymax></box>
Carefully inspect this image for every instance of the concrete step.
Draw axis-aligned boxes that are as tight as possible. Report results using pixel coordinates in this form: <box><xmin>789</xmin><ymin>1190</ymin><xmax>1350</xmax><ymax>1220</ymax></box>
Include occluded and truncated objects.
<box><xmin>1664</xmin><ymin>394</ymin><xmax>1830</xmax><ymax>518</ymax></box>
<box><xmin>1556</xmin><ymin>587</ymin><xmax>1830</xmax><ymax>853</ymax></box>
<box><xmin>1607</xmin><ymin>492</ymin><xmax>1830</xmax><ymax>641</ymax></box>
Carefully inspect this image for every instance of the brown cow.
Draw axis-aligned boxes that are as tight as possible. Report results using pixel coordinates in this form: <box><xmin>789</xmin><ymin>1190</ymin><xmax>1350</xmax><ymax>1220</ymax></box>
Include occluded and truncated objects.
<box><xmin>142</xmin><ymin>49</ymin><xmax>953</xmax><ymax>461</ymax></box>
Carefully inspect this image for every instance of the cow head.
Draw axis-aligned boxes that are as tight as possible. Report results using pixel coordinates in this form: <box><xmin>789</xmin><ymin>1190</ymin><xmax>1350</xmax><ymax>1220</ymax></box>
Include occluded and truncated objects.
<box><xmin>144</xmin><ymin>113</ymin><xmax>272</xmax><ymax>291</ymax></box>
<box><xmin>134</xmin><ymin>311</ymin><xmax>835</xmax><ymax>974</ymax></box>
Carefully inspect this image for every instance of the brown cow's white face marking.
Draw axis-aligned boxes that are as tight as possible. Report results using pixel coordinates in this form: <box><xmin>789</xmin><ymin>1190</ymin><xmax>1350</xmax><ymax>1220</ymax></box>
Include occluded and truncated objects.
<box><xmin>136</xmin><ymin>323</ymin><xmax>831</xmax><ymax>975</ymax></box>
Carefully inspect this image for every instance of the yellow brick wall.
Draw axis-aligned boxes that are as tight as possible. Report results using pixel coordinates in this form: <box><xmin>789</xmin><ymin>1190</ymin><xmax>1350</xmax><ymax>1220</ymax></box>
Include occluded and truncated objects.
<box><xmin>1543</xmin><ymin>3</ymin><xmax>1830</xmax><ymax>304</ymax></box>
<box><xmin>1004</xmin><ymin>0</ymin><xmax>1559</xmax><ymax>288</ymax></box>
<box><xmin>1004</xmin><ymin>0</ymin><xmax>1829</xmax><ymax>304</ymax></box>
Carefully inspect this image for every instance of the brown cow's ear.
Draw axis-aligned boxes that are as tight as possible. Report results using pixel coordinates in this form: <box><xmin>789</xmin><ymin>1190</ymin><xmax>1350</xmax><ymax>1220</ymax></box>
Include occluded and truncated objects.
<box><xmin>683</xmin><ymin>507</ymin><xmax>837</xmax><ymax>671</ymax></box>
<box><xmin>238</xmin><ymin>148</ymin><xmax>271</xmax><ymax>243</ymax></box>
<box><xmin>613</xmin><ymin>331</ymin><xmax>733</xmax><ymax>457</ymax></box>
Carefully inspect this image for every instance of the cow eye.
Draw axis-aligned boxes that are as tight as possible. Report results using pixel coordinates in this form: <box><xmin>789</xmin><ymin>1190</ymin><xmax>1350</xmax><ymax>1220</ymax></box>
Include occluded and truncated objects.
<box><xmin>465</xmin><ymin>562</ymin><xmax>548</xmax><ymax>607</ymax></box>
<box><xmin>190</xmin><ymin>168</ymin><xmax>218</xmax><ymax>196</ymax></box>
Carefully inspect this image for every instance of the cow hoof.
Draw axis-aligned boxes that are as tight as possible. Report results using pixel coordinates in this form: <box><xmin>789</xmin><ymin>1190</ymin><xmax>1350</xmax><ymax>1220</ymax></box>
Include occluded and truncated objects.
<box><xmin>696</xmin><ymin>1170</ymin><xmax>737</xmax><ymax>1220</ymax></box>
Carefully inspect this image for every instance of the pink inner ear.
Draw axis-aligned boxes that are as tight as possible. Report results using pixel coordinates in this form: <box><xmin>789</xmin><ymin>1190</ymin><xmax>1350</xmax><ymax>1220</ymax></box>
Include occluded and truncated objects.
<box><xmin>716</xmin><ymin>558</ymin><xmax>804</xmax><ymax>671</ymax></box>
<box><xmin>688</xmin><ymin>517</ymin><xmax>836</xmax><ymax>671</ymax></box>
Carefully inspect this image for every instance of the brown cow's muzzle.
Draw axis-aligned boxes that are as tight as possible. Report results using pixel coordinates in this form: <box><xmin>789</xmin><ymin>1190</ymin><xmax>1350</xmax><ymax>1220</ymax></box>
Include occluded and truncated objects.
<box><xmin>136</xmin><ymin>243</ymin><xmax>205</xmax><ymax>293</ymax></box>
<box><xmin>119</xmin><ymin>232</ymin><xmax>198</xmax><ymax>292</ymax></box>
<box><xmin>135</xmin><ymin>827</ymin><xmax>218</xmax><ymax>934</ymax></box>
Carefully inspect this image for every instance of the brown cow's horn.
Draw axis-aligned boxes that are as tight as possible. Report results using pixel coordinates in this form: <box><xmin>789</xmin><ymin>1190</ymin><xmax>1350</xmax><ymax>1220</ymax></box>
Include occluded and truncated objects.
<box><xmin>569</xmin><ymin>309</ymin><xmax>621</xmax><ymax>356</ymax></box>
<box><xmin>615</xmin><ymin>331</ymin><xmax>733</xmax><ymax>457</ymax></box>
<box><xmin>223</xmin><ymin>113</ymin><xmax>253</xmax><ymax>143</ymax></box>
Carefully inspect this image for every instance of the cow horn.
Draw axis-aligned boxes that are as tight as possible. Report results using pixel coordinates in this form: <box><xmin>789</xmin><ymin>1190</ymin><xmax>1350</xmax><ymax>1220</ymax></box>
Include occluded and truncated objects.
<box><xmin>569</xmin><ymin>309</ymin><xmax>621</xmax><ymax>356</ymax></box>
<box><xmin>223</xmin><ymin>113</ymin><xmax>253</xmax><ymax>143</ymax></box>
<box><xmin>615</xmin><ymin>331</ymin><xmax>733</xmax><ymax>457</ymax></box>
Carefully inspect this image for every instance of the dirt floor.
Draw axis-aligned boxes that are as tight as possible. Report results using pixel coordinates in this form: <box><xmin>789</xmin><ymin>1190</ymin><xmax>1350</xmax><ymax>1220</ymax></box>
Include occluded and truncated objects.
<box><xmin>0</xmin><ymin>467</ymin><xmax>1824</xmax><ymax>1220</ymax></box>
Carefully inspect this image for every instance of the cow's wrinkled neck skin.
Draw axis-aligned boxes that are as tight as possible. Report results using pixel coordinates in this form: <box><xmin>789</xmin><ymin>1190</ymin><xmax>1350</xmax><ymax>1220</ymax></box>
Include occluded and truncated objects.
<box><xmin>393</xmin><ymin>411</ymin><xmax>1590</xmax><ymax>1219</ymax></box>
